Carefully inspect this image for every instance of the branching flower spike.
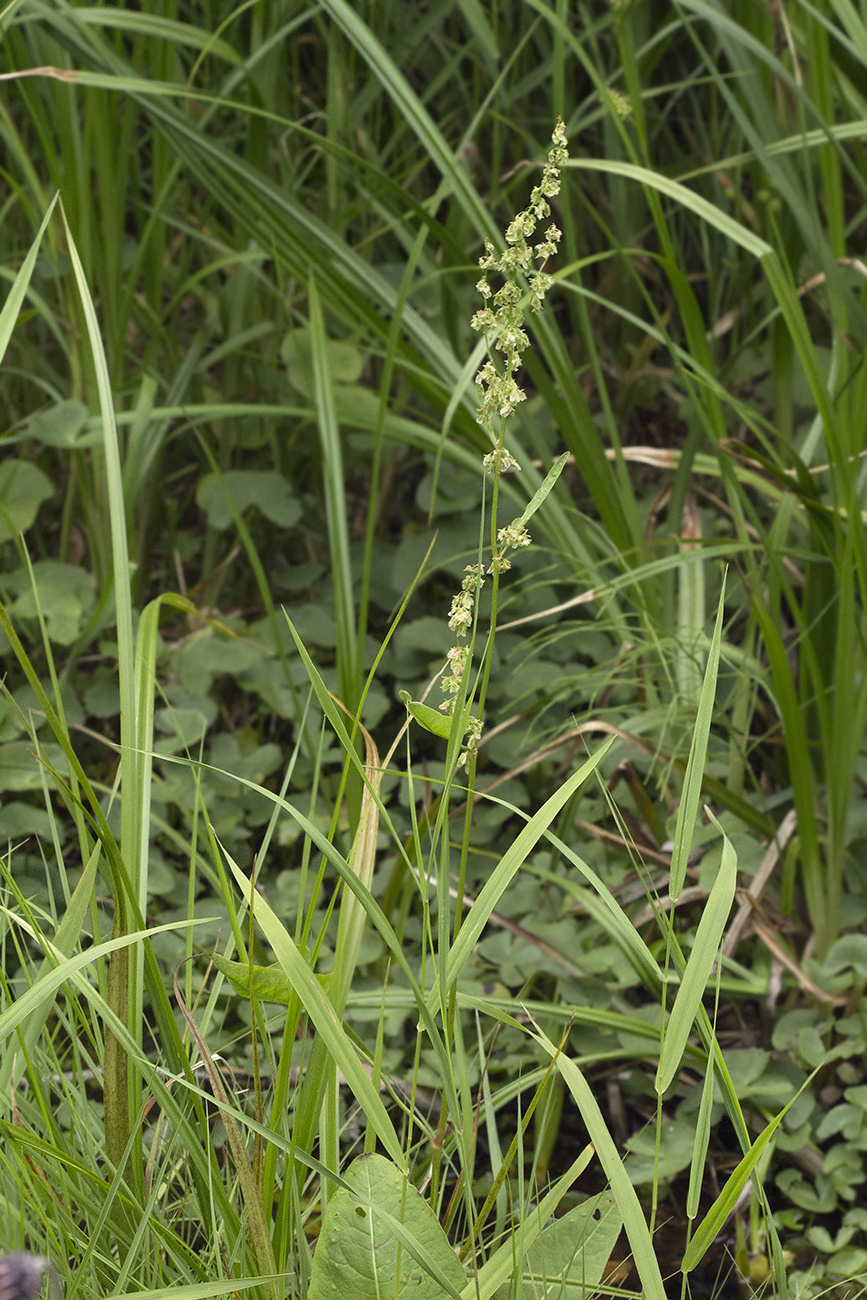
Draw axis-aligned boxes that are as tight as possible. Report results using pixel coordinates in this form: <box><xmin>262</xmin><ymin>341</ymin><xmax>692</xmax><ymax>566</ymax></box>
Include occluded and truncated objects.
<box><xmin>437</xmin><ymin>118</ymin><xmax>568</xmax><ymax>766</ymax></box>
<box><xmin>471</xmin><ymin>117</ymin><xmax>567</xmax><ymax>431</ymax></box>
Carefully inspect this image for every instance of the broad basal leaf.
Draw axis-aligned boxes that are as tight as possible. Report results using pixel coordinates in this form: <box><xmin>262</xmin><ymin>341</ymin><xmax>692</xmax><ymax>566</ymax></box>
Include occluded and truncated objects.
<box><xmin>515</xmin><ymin>1191</ymin><xmax>622</xmax><ymax>1300</ymax></box>
<box><xmin>308</xmin><ymin>1153</ymin><xmax>466</xmax><ymax>1300</ymax></box>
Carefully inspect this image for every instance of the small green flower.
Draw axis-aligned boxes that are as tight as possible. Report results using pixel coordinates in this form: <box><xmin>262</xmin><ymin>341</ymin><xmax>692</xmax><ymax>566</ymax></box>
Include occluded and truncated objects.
<box><xmin>457</xmin><ymin>714</ymin><xmax>483</xmax><ymax>768</ymax></box>
<box><xmin>462</xmin><ymin>563</ymin><xmax>485</xmax><ymax>589</ymax></box>
<box><xmin>483</xmin><ymin>448</ymin><xmax>520</xmax><ymax>474</ymax></box>
<box><xmin>447</xmin><ymin>590</ymin><xmax>474</xmax><ymax>634</ymax></box>
<box><xmin>498</xmin><ymin>521</ymin><xmax>532</xmax><ymax>549</ymax></box>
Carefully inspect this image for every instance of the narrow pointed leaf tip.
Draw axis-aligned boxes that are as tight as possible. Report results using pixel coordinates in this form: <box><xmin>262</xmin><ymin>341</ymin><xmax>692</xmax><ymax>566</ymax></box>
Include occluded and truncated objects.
<box><xmin>657</xmin><ymin>828</ymin><xmax>737</xmax><ymax>1096</ymax></box>
<box><xmin>515</xmin><ymin>450</ymin><xmax>570</xmax><ymax>527</ymax></box>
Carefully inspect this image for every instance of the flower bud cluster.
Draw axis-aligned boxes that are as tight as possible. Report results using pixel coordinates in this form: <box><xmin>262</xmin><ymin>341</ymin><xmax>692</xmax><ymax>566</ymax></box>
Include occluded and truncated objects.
<box><xmin>483</xmin><ymin>447</ymin><xmax>520</xmax><ymax>475</ymax></box>
<box><xmin>489</xmin><ymin>520</ymin><xmax>532</xmax><ymax>575</ymax></box>
<box><xmin>603</xmin><ymin>87</ymin><xmax>632</xmax><ymax>120</ymax></box>
<box><xmin>442</xmin><ymin>565</ymin><xmax>484</xmax><ymax>711</ymax></box>
<box><xmin>457</xmin><ymin>713</ymin><xmax>483</xmax><ymax>768</ymax></box>
<box><xmin>446</xmin><ymin>564</ymin><xmax>485</xmax><ymax>641</ymax></box>
<box><xmin>441</xmin><ymin>565</ymin><xmax>484</xmax><ymax>767</ymax></box>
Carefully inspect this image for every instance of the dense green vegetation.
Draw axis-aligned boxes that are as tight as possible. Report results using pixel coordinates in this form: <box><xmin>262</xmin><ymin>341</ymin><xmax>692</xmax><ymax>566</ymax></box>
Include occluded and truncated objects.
<box><xmin>3</xmin><ymin>2</ymin><xmax>867</xmax><ymax>1298</ymax></box>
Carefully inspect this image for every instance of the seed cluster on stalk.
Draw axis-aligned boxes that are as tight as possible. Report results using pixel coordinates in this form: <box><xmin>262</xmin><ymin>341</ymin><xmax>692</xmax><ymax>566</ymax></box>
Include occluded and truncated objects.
<box><xmin>439</xmin><ymin>118</ymin><xmax>568</xmax><ymax>767</ymax></box>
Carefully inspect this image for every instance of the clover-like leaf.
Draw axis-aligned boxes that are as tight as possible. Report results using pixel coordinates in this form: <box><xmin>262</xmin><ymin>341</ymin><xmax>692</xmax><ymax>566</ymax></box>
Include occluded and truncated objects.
<box><xmin>196</xmin><ymin>470</ymin><xmax>302</xmax><ymax>530</ymax></box>
<box><xmin>0</xmin><ymin>459</ymin><xmax>53</xmax><ymax>542</ymax></box>
<box><xmin>29</xmin><ymin>400</ymin><xmax>102</xmax><ymax>448</ymax></box>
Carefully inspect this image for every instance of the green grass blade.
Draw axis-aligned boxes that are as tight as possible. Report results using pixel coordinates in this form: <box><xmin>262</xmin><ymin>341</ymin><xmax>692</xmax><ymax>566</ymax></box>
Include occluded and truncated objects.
<box><xmin>218</xmin><ymin>839</ymin><xmax>406</xmax><ymax>1169</ymax></box>
<box><xmin>0</xmin><ymin>843</ymin><xmax>99</xmax><ymax>1103</ymax></box>
<box><xmin>463</xmin><ymin>1146</ymin><xmax>595</xmax><ymax>1300</ymax></box>
<box><xmin>682</xmin><ymin>1085</ymin><xmax>803</xmax><ymax>1273</ymax></box>
<box><xmin>60</xmin><ymin>200</ymin><xmax>141</xmax><ymax>1167</ymax></box>
<box><xmin>435</xmin><ymin>737</ymin><xmax>616</xmax><ymax>1002</ymax></box>
<box><xmin>0</xmin><ymin>918</ymin><xmax>211</xmax><ymax>1047</ymax></box>
<box><xmin>307</xmin><ymin>273</ymin><xmax>360</xmax><ymax>718</ymax></box>
<box><xmin>657</xmin><ymin>827</ymin><xmax>737</xmax><ymax>1096</ymax></box>
<box><xmin>530</xmin><ymin>1023</ymin><xmax>666</xmax><ymax>1300</ymax></box>
<box><xmin>686</xmin><ymin>1027</ymin><xmax>717</xmax><ymax>1222</ymax></box>
<box><xmin>100</xmin><ymin>1279</ymin><xmax>284</xmax><ymax>1300</ymax></box>
<box><xmin>0</xmin><ymin>194</ymin><xmax>58</xmax><ymax>363</ymax></box>
<box><xmin>669</xmin><ymin>578</ymin><xmax>726</xmax><ymax>900</ymax></box>
<box><xmin>174</xmin><ymin>972</ymin><xmax>278</xmax><ymax>1297</ymax></box>
<box><xmin>317</xmin><ymin>0</ymin><xmax>494</xmax><ymax>238</ymax></box>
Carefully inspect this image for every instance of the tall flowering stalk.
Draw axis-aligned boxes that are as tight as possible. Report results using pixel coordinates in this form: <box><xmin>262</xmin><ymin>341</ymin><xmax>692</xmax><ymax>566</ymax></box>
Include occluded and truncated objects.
<box><xmin>438</xmin><ymin>118</ymin><xmax>569</xmax><ymax>767</ymax></box>
<box><xmin>403</xmin><ymin>119</ymin><xmax>571</xmax><ymax>1209</ymax></box>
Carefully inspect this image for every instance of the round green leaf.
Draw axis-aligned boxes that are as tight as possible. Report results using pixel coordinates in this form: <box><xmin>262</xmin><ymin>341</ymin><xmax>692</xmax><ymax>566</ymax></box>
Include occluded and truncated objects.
<box><xmin>0</xmin><ymin>741</ymin><xmax>66</xmax><ymax>792</ymax></box>
<box><xmin>281</xmin><ymin>326</ymin><xmax>363</xmax><ymax>393</ymax></box>
<box><xmin>0</xmin><ymin>459</ymin><xmax>53</xmax><ymax>541</ymax></box>
<box><xmin>29</xmin><ymin>400</ymin><xmax>102</xmax><ymax>448</ymax></box>
<box><xmin>8</xmin><ymin>561</ymin><xmax>96</xmax><ymax>643</ymax></box>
